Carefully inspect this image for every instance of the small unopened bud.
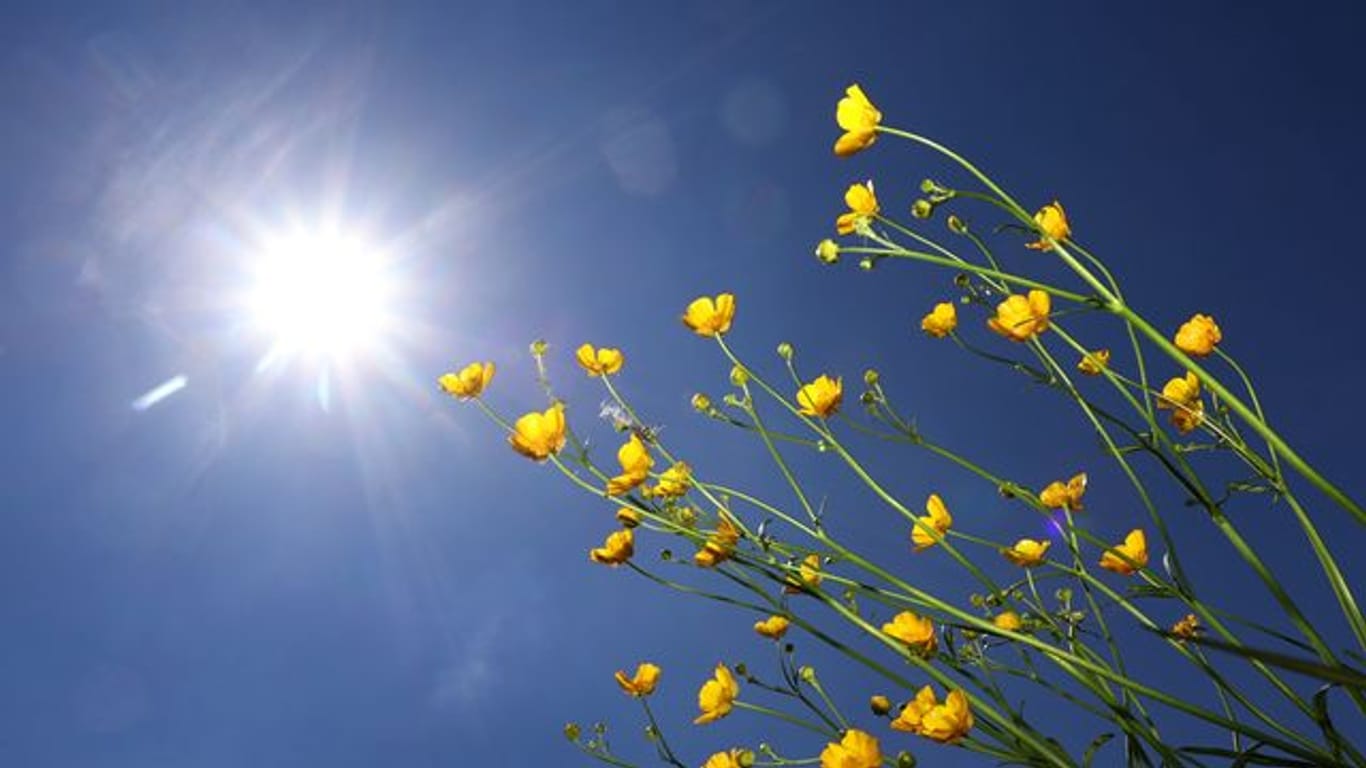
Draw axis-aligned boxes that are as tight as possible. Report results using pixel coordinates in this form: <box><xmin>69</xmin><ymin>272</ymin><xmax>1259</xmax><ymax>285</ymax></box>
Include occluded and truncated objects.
<box><xmin>644</xmin><ymin>724</ymin><xmax>659</xmax><ymax>741</ymax></box>
<box><xmin>919</xmin><ymin>179</ymin><xmax>940</xmax><ymax>195</ymax></box>
<box><xmin>969</xmin><ymin>593</ymin><xmax>985</xmax><ymax>608</ymax></box>
<box><xmin>897</xmin><ymin>750</ymin><xmax>918</xmax><ymax>768</ymax></box>
<box><xmin>799</xmin><ymin>665</ymin><xmax>817</xmax><ymax>683</ymax></box>
<box><xmin>737</xmin><ymin>750</ymin><xmax>756</xmax><ymax>768</ymax></box>
<box><xmin>530</xmin><ymin>339</ymin><xmax>549</xmax><ymax>357</ymax></box>
<box><xmin>911</xmin><ymin>199</ymin><xmax>934</xmax><ymax>219</ymax></box>
<box><xmin>675</xmin><ymin>507</ymin><xmax>697</xmax><ymax>528</ymax></box>
<box><xmin>858</xmin><ymin>257</ymin><xmax>875</xmax><ymax>271</ymax></box>
<box><xmin>660</xmin><ymin>549</ymin><xmax>673</xmax><ymax>561</ymax></box>
<box><xmin>863</xmin><ymin>369</ymin><xmax>880</xmax><ymax>387</ymax></box>
<box><xmin>947</xmin><ymin>214</ymin><xmax>968</xmax><ymax>235</ymax></box>
<box><xmin>616</xmin><ymin>507</ymin><xmax>642</xmax><ymax>528</ymax></box>
<box><xmin>734</xmin><ymin>663</ymin><xmax>748</xmax><ymax>677</ymax></box>
<box><xmin>776</xmin><ymin>342</ymin><xmax>794</xmax><ymax>361</ymax></box>
<box><xmin>563</xmin><ymin>723</ymin><xmax>582</xmax><ymax>742</ymax></box>
<box><xmin>691</xmin><ymin>393</ymin><xmax>712</xmax><ymax>413</ymax></box>
<box><xmin>998</xmin><ymin>484</ymin><xmax>1016</xmax><ymax>498</ymax></box>
<box><xmin>815</xmin><ymin>239</ymin><xmax>840</xmax><ymax>265</ymax></box>
<box><xmin>722</xmin><ymin>393</ymin><xmax>745</xmax><ymax>409</ymax></box>
<box><xmin>869</xmin><ymin>695</ymin><xmax>892</xmax><ymax>716</ymax></box>
<box><xmin>729</xmin><ymin>364</ymin><xmax>749</xmax><ymax>387</ymax></box>
<box><xmin>859</xmin><ymin>390</ymin><xmax>877</xmax><ymax>406</ymax></box>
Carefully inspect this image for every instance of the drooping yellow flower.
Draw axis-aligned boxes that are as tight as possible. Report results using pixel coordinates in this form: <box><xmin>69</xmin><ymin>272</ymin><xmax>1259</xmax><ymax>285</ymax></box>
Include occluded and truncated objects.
<box><xmin>882</xmin><ymin>611</ymin><xmax>937</xmax><ymax>655</ymax></box>
<box><xmin>1039</xmin><ymin>472</ymin><xmax>1088</xmax><ymax>511</ymax></box>
<box><xmin>1078</xmin><ymin>349</ymin><xmax>1111</xmax><ymax>375</ymax></box>
<box><xmin>993</xmin><ymin>610</ymin><xmax>1024</xmax><ymax>632</ymax></box>
<box><xmin>1002</xmin><ymin>538</ymin><xmax>1051</xmax><ymax>567</ymax></box>
<box><xmin>682</xmin><ymin>293</ymin><xmax>736</xmax><ymax>337</ymax></box>
<box><xmin>589</xmin><ymin>528</ymin><xmax>634</xmax><ymax>566</ymax></box>
<box><xmin>784</xmin><ymin>553</ymin><xmax>824</xmax><ymax>594</ymax></box>
<box><xmin>438</xmin><ymin>361</ymin><xmax>495</xmax><ymax>400</ymax></box>
<box><xmin>988</xmin><ymin>290</ymin><xmax>1051</xmax><ymax>342</ymax></box>
<box><xmin>1171</xmin><ymin>613</ymin><xmax>1202</xmax><ymax>641</ymax></box>
<box><xmin>615</xmin><ymin>506</ymin><xmax>642</xmax><ymax>528</ymax></box>
<box><xmin>508</xmin><ymin>403</ymin><xmax>567</xmax><ymax>461</ymax></box>
<box><xmin>819</xmin><ymin>728</ymin><xmax>882</xmax><ymax>768</ymax></box>
<box><xmin>836</xmin><ymin>182</ymin><xmax>879</xmax><ymax>235</ymax></box>
<box><xmin>1025</xmin><ymin>201</ymin><xmax>1071</xmax><ymax>250</ymax></box>
<box><xmin>694</xmin><ymin>516</ymin><xmax>741</xmax><ymax>568</ymax></box>
<box><xmin>912</xmin><ymin>493</ymin><xmax>953</xmax><ymax>551</ymax></box>
<box><xmin>646</xmin><ymin>461</ymin><xmax>692</xmax><ymax>498</ymax></box>
<box><xmin>891</xmin><ymin>686</ymin><xmax>974</xmax><ymax>743</ymax></box>
<box><xmin>1099</xmin><ymin>528</ymin><xmax>1149</xmax><ymax>575</ymax></box>
<box><xmin>833</xmin><ymin>84</ymin><xmax>881</xmax><ymax>157</ymax></box>
<box><xmin>796</xmin><ymin>374</ymin><xmax>843</xmax><ymax>418</ymax></box>
<box><xmin>754</xmin><ymin>615</ymin><xmax>790</xmax><ymax>640</ymax></box>
<box><xmin>606</xmin><ymin>434</ymin><xmax>654</xmax><ymax>496</ymax></box>
<box><xmin>694</xmin><ymin>663</ymin><xmax>740</xmax><ymax>725</ymax></box>
<box><xmin>614</xmin><ymin>662</ymin><xmax>660</xmax><ymax>697</ymax></box>
<box><xmin>575</xmin><ymin>343</ymin><xmax>625</xmax><ymax>376</ymax></box>
<box><xmin>920</xmin><ymin>302</ymin><xmax>958</xmax><ymax>338</ymax></box>
<box><xmin>1174</xmin><ymin>313</ymin><xmax>1222</xmax><ymax>357</ymax></box>
<box><xmin>702</xmin><ymin>751</ymin><xmax>745</xmax><ymax>768</ymax></box>
<box><xmin>1158</xmin><ymin>372</ymin><xmax>1205</xmax><ymax>434</ymax></box>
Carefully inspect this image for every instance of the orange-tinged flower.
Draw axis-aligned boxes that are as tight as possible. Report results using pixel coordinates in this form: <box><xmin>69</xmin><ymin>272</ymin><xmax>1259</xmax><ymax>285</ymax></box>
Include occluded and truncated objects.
<box><xmin>614</xmin><ymin>662</ymin><xmax>660</xmax><ymax>697</ymax></box>
<box><xmin>819</xmin><ymin>728</ymin><xmax>882</xmax><ymax>768</ymax></box>
<box><xmin>1026</xmin><ymin>201</ymin><xmax>1070</xmax><ymax>250</ymax></box>
<box><xmin>1002</xmin><ymin>538</ymin><xmax>1051</xmax><ymax>567</ymax></box>
<box><xmin>988</xmin><ymin>290</ymin><xmax>1051</xmax><ymax>341</ymax></box>
<box><xmin>694</xmin><ymin>517</ymin><xmax>741</xmax><ymax>568</ymax></box>
<box><xmin>833</xmin><ymin>84</ymin><xmax>881</xmax><ymax>157</ymax></box>
<box><xmin>1175</xmin><ymin>313</ymin><xmax>1222</xmax><ymax>357</ymax></box>
<box><xmin>784</xmin><ymin>553</ymin><xmax>824</xmax><ymax>594</ymax></box>
<box><xmin>1158</xmin><ymin>372</ymin><xmax>1205</xmax><ymax>434</ymax></box>
<box><xmin>703</xmin><ymin>751</ymin><xmax>745</xmax><ymax>768</ymax></box>
<box><xmin>615</xmin><ymin>506</ymin><xmax>642</xmax><ymax>528</ymax></box>
<box><xmin>646</xmin><ymin>461</ymin><xmax>692</xmax><ymax>498</ymax></box>
<box><xmin>882</xmin><ymin>611</ymin><xmax>937</xmax><ymax>655</ymax></box>
<box><xmin>797</xmin><ymin>374</ymin><xmax>843</xmax><ymax>418</ymax></box>
<box><xmin>575</xmin><ymin>343</ymin><xmax>625</xmax><ymax>376</ymax></box>
<box><xmin>683</xmin><ymin>294</ymin><xmax>736</xmax><ymax>337</ymax></box>
<box><xmin>438</xmin><ymin>361</ymin><xmax>495</xmax><ymax>400</ymax></box>
<box><xmin>1040</xmin><ymin>472</ymin><xmax>1088</xmax><ymax>511</ymax></box>
<box><xmin>694</xmin><ymin>663</ymin><xmax>740</xmax><ymax>725</ymax></box>
<box><xmin>1100</xmin><ymin>528</ymin><xmax>1149</xmax><ymax>575</ymax></box>
<box><xmin>589</xmin><ymin>528</ymin><xmax>634</xmax><ymax>566</ymax></box>
<box><xmin>754</xmin><ymin>615</ymin><xmax>790</xmax><ymax>640</ymax></box>
<box><xmin>1172</xmin><ymin>613</ymin><xmax>1202</xmax><ymax>641</ymax></box>
<box><xmin>836</xmin><ymin>182</ymin><xmax>879</xmax><ymax>235</ymax></box>
<box><xmin>912</xmin><ymin>493</ymin><xmax>953</xmax><ymax>551</ymax></box>
<box><xmin>606</xmin><ymin>434</ymin><xmax>654</xmax><ymax>495</ymax></box>
<box><xmin>509</xmin><ymin>403</ymin><xmax>567</xmax><ymax>461</ymax></box>
<box><xmin>1078</xmin><ymin>349</ymin><xmax>1111</xmax><ymax>375</ymax></box>
<box><xmin>920</xmin><ymin>302</ymin><xmax>958</xmax><ymax>338</ymax></box>
<box><xmin>891</xmin><ymin>686</ymin><xmax>973</xmax><ymax>743</ymax></box>
<box><xmin>993</xmin><ymin>610</ymin><xmax>1023</xmax><ymax>632</ymax></box>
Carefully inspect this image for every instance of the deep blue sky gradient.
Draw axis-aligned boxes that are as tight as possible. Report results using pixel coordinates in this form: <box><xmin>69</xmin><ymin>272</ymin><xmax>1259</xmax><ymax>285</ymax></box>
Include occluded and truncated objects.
<box><xmin>3</xmin><ymin>2</ymin><xmax>1365</xmax><ymax>765</ymax></box>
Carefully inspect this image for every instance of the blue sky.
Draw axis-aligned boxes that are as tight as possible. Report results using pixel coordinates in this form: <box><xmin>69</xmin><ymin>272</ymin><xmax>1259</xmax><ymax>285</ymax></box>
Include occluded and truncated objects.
<box><xmin>2</xmin><ymin>2</ymin><xmax>1365</xmax><ymax>766</ymax></box>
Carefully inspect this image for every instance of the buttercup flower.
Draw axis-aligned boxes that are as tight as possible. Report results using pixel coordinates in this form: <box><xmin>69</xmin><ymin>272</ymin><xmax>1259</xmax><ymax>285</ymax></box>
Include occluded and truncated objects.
<box><xmin>1158</xmin><ymin>372</ymin><xmax>1205</xmax><ymax>434</ymax></box>
<box><xmin>438</xmin><ymin>361</ymin><xmax>495</xmax><ymax>400</ymax></box>
<box><xmin>682</xmin><ymin>293</ymin><xmax>736</xmax><ymax>337</ymax></box>
<box><xmin>1040</xmin><ymin>472</ymin><xmax>1088</xmax><ymax>511</ymax></box>
<box><xmin>892</xmin><ymin>686</ymin><xmax>974</xmax><ymax>743</ymax></box>
<box><xmin>920</xmin><ymin>302</ymin><xmax>958</xmax><ymax>338</ymax></box>
<box><xmin>1078</xmin><ymin>349</ymin><xmax>1111</xmax><ymax>375</ymax></box>
<box><xmin>993</xmin><ymin>610</ymin><xmax>1024</xmax><ymax>632</ymax></box>
<box><xmin>575</xmin><ymin>343</ymin><xmax>625</xmax><ymax>376</ymax></box>
<box><xmin>797</xmin><ymin>374</ymin><xmax>843</xmax><ymax>418</ymax></box>
<box><xmin>836</xmin><ymin>182</ymin><xmax>879</xmax><ymax>235</ymax></box>
<box><xmin>988</xmin><ymin>290</ymin><xmax>1051</xmax><ymax>341</ymax></box>
<box><xmin>703</xmin><ymin>751</ymin><xmax>745</xmax><ymax>768</ymax></box>
<box><xmin>694</xmin><ymin>663</ymin><xmax>740</xmax><ymax>725</ymax></box>
<box><xmin>589</xmin><ymin>528</ymin><xmax>634</xmax><ymax>566</ymax></box>
<box><xmin>694</xmin><ymin>516</ymin><xmax>741</xmax><ymax>568</ymax></box>
<box><xmin>785</xmin><ymin>553</ymin><xmax>824</xmax><ymax>593</ymax></box>
<box><xmin>646</xmin><ymin>461</ymin><xmax>692</xmax><ymax>498</ymax></box>
<box><xmin>1172</xmin><ymin>613</ymin><xmax>1202</xmax><ymax>641</ymax></box>
<box><xmin>833</xmin><ymin>84</ymin><xmax>881</xmax><ymax>157</ymax></box>
<box><xmin>1100</xmin><ymin>528</ymin><xmax>1149</xmax><ymax>575</ymax></box>
<box><xmin>912</xmin><ymin>493</ymin><xmax>954</xmax><ymax>551</ymax></box>
<box><xmin>754</xmin><ymin>615</ymin><xmax>790</xmax><ymax>640</ymax></box>
<box><xmin>509</xmin><ymin>403</ymin><xmax>567</xmax><ymax>461</ymax></box>
<box><xmin>820</xmin><ymin>728</ymin><xmax>882</xmax><ymax>768</ymax></box>
<box><xmin>614</xmin><ymin>662</ymin><xmax>660</xmax><ymax>697</ymax></box>
<box><xmin>615</xmin><ymin>506</ymin><xmax>642</xmax><ymax>528</ymax></box>
<box><xmin>1026</xmin><ymin>201</ymin><xmax>1070</xmax><ymax>250</ymax></box>
<box><xmin>606</xmin><ymin>434</ymin><xmax>654</xmax><ymax>496</ymax></box>
<box><xmin>1175</xmin><ymin>313</ymin><xmax>1222</xmax><ymax>357</ymax></box>
<box><xmin>882</xmin><ymin>611</ymin><xmax>937</xmax><ymax>655</ymax></box>
<box><xmin>1002</xmin><ymin>538</ymin><xmax>1051</xmax><ymax>567</ymax></box>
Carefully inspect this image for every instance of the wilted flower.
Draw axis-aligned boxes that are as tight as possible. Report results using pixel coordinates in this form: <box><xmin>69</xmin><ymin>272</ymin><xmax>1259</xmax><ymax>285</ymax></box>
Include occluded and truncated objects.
<box><xmin>1026</xmin><ymin>201</ymin><xmax>1070</xmax><ymax>250</ymax></box>
<box><xmin>882</xmin><ymin>611</ymin><xmax>937</xmax><ymax>655</ymax></box>
<box><xmin>509</xmin><ymin>403</ymin><xmax>567</xmax><ymax>461</ymax></box>
<box><xmin>575</xmin><ymin>344</ymin><xmax>624</xmax><ymax>376</ymax></box>
<box><xmin>988</xmin><ymin>290</ymin><xmax>1051</xmax><ymax>341</ymax></box>
<box><xmin>1078</xmin><ymin>349</ymin><xmax>1111</xmax><ymax>375</ymax></box>
<box><xmin>1158</xmin><ymin>372</ymin><xmax>1205</xmax><ymax>434</ymax></box>
<box><xmin>614</xmin><ymin>662</ymin><xmax>660</xmax><ymax>697</ymax></box>
<box><xmin>833</xmin><ymin>84</ymin><xmax>881</xmax><ymax>157</ymax></box>
<box><xmin>920</xmin><ymin>302</ymin><xmax>958</xmax><ymax>338</ymax></box>
<box><xmin>754</xmin><ymin>615</ymin><xmax>790</xmax><ymax>640</ymax></box>
<box><xmin>891</xmin><ymin>686</ymin><xmax>974</xmax><ymax>743</ymax></box>
<box><xmin>695</xmin><ymin>517</ymin><xmax>741</xmax><ymax>568</ymax></box>
<box><xmin>797</xmin><ymin>375</ymin><xmax>844</xmax><ymax>418</ymax></box>
<box><xmin>912</xmin><ymin>494</ymin><xmax>953</xmax><ymax>551</ymax></box>
<box><xmin>683</xmin><ymin>294</ymin><xmax>736</xmax><ymax>337</ymax></box>
<box><xmin>695</xmin><ymin>664</ymin><xmax>740</xmax><ymax>725</ymax></box>
<box><xmin>1039</xmin><ymin>472</ymin><xmax>1088</xmax><ymax>511</ymax></box>
<box><xmin>1174</xmin><ymin>314</ymin><xmax>1222</xmax><ymax>357</ymax></box>
<box><xmin>589</xmin><ymin>528</ymin><xmax>634</xmax><ymax>566</ymax></box>
<box><xmin>606</xmin><ymin>434</ymin><xmax>654</xmax><ymax>495</ymax></box>
<box><xmin>438</xmin><ymin>361</ymin><xmax>495</xmax><ymax>400</ymax></box>
<box><xmin>820</xmin><ymin>728</ymin><xmax>882</xmax><ymax>768</ymax></box>
<box><xmin>836</xmin><ymin>182</ymin><xmax>879</xmax><ymax>235</ymax></box>
<box><xmin>1002</xmin><ymin>538</ymin><xmax>1051</xmax><ymax>567</ymax></box>
<box><xmin>1099</xmin><ymin>528</ymin><xmax>1149</xmax><ymax>575</ymax></box>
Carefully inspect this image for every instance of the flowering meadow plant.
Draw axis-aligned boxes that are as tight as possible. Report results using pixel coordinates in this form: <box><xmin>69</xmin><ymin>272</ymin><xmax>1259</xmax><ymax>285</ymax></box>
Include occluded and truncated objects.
<box><xmin>442</xmin><ymin>84</ymin><xmax>1366</xmax><ymax>767</ymax></box>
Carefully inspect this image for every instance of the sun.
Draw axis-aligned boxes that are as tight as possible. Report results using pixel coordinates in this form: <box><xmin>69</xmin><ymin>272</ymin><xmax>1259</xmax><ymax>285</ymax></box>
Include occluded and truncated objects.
<box><xmin>248</xmin><ymin>229</ymin><xmax>394</xmax><ymax>361</ymax></box>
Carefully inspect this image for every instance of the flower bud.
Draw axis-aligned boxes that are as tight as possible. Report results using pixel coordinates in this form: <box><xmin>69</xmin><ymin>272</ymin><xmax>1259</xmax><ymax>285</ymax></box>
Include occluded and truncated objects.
<box><xmin>616</xmin><ymin>507</ymin><xmax>642</xmax><ymax>528</ymax></box>
<box><xmin>869</xmin><ymin>695</ymin><xmax>892</xmax><ymax>716</ymax></box>
<box><xmin>722</xmin><ymin>393</ymin><xmax>745</xmax><ymax>409</ymax></box>
<box><xmin>530</xmin><ymin>339</ymin><xmax>549</xmax><ymax>357</ymax></box>
<box><xmin>863</xmin><ymin>368</ymin><xmax>880</xmax><ymax>387</ymax></box>
<box><xmin>815</xmin><ymin>239</ymin><xmax>840</xmax><ymax>265</ymax></box>
<box><xmin>734</xmin><ymin>663</ymin><xmax>748</xmax><ymax>677</ymax></box>
<box><xmin>776</xmin><ymin>342</ymin><xmax>794</xmax><ymax>361</ymax></box>
<box><xmin>897</xmin><ymin>750</ymin><xmax>918</xmax><ymax>768</ymax></box>
<box><xmin>691</xmin><ymin>393</ymin><xmax>712</xmax><ymax>413</ymax></box>
<box><xmin>737</xmin><ymin>750</ymin><xmax>756</xmax><ymax>768</ymax></box>
<box><xmin>858</xmin><ymin>257</ymin><xmax>875</xmax><ymax>271</ymax></box>
<box><xmin>911</xmin><ymin>199</ymin><xmax>934</xmax><ymax>219</ymax></box>
<box><xmin>947</xmin><ymin>214</ymin><xmax>968</xmax><ymax>235</ymax></box>
<box><xmin>563</xmin><ymin>723</ymin><xmax>582</xmax><ymax>742</ymax></box>
<box><xmin>729</xmin><ymin>364</ymin><xmax>749</xmax><ymax>387</ymax></box>
<box><xmin>799</xmin><ymin>665</ymin><xmax>817</xmax><ymax>683</ymax></box>
<box><xmin>675</xmin><ymin>507</ymin><xmax>697</xmax><ymax>528</ymax></box>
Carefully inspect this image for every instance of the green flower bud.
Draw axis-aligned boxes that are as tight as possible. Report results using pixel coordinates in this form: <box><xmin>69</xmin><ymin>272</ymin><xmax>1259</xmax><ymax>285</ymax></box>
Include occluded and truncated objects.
<box><xmin>530</xmin><ymin>339</ymin><xmax>549</xmax><ymax>357</ymax></box>
<box><xmin>911</xmin><ymin>199</ymin><xmax>934</xmax><ymax>219</ymax></box>
<box><xmin>947</xmin><ymin>214</ymin><xmax>968</xmax><ymax>234</ymax></box>
<box><xmin>776</xmin><ymin>342</ymin><xmax>794</xmax><ymax>361</ymax></box>
<box><xmin>738</xmin><ymin>750</ymin><xmax>756</xmax><ymax>768</ymax></box>
<box><xmin>815</xmin><ymin>239</ymin><xmax>840</xmax><ymax>265</ymax></box>
<box><xmin>863</xmin><ymin>368</ymin><xmax>880</xmax><ymax>386</ymax></box>
<box><xmin>563</xmin><ymin>723</ymin><xmax>582</xmax><ymax>742</ymax></box>
<box><xmin>691</xmin><ymin>393</ymin><xmax>713</xmax><ymax>413</ymax></box>
<box><xmin>897</xmin><ymin>750</ymin><xmax>918</xmax><ymax>768</ymax></box>
<box><xmin>858</xmin><ymin>257</ymin><xmax>875</xmax><ymax>271</ymax></box>
<box><xmin>729</xmin><ymin>364</ymin><xmax>749</xmax><ymax>387</ymax></box>
<box><xmin>799</xmin><ymin>665</ymin><xmax>817</xmax><ymax>683</ymax></box>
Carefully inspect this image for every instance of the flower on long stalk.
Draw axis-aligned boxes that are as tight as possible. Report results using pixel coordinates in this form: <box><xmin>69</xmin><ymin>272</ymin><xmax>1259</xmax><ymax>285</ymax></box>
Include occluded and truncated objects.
<box><xmin>882</xmin><ymin>610</ymin><xmax>937</xmax><ymax>655</ymax></box>
<box><xmin>784</xmin><ymin>553</ymin><xmax>823</xmax><ymax>593</ymax></box>
<box><xmin>1158</xmin><ymin>372</ymin><xmax>1205</xmax><ymax>434</ymax></box>
<box><xmin>753</xmin><ymin>615</ymin><xmax>790</xmax><ymax>640</ymax></box>
<box><xmin>645</xmin><ymin>461</ymin><xmax>692</xmax><ymax>498</ymax></box>
<box><xmin>891</xmin><ymin>686</ymin><xmax>974</xmax><ymax>743</ymax></box>
<box><xmin>1039</xmin><ymin>472</ymin><xmax>1087</xmax><ymax>511</ymax></box>
<box><xmin>683</xmin><ymin>294</ymin><xmax>736</xmax><ymax>337</ymax></box>
<box><xmin>694</xmin><ymin>516</ymin><xmax>740</xmax><ymax>568</ymax></box>
<box><xmin>820</xmin><ymin>728</ymin><xmax>882</xmax><ymax>768</ymax></box>
<box><xmin>993</xmin><ymin>610</ymin><xmax>1024</xmax><ymax>632</ymax></box>
<box><xmin>1174</xmin><ymin>313</ymin><xmax>1222</xmax><ymax>357</ymax></box>
<box><xmin>438</xmin><ymin>361</ymin><xmax>495</xmax><ymax>400</ymax></box>
<box><xmin>833</xmin><ymin>84</ymin><xmax>881</xmax><ymax>157</ymax></box>
<box><xmin>703</xmin><ymin>750</ymin><xmax>746</xmax><ymax>768</ymax></box>
<box><xmin>575</xmin><ymin>343</ymin><xmax>624</xmax><ymax>377</ymax></box>
<box><xmin>920</xmin><ymin>302</ymin><xmax>958</xmax><ymax>338</ymax></box>
<box><xmin>508</xmin><ymin>403</ymin><xmax>567</xmax><ymax>461</ymax></box>
<box><xmin>797</xmin><ymin>374</ymin><xmax>843</xmax><ymax>418</ymax></box>
<box><xmin>605</xmin><ymin>434</ymin><xmax>653</xmax><ymax>495</ymax></box>
<box><xmin>1099</xmin><ymin>528</ymin><xmax>1149</xmax><ymax>575</ymax></box>
<box><xmin>589</xmin><ymin>528</ymin><xmax>634</xmax><ymax>566</ymax></box>
<box><xmin>694</xmin><ymin>664</ymin><xmax>739</xmax><ymax>725</ymax></box>
<box><xmin>912</xmin><ymin>493</ymin><xmax>953</xmax><ymax>551</ymax></box>
<box><xmin>1002</xmin><ymin>538</ymin><xmax>1051</xmax><ymax>567</ymax></box>
<box><xmin>1025</xmin><ymin>201</ymin><xmax>1070</xmax><ymax>250</ymax></box>
<box><xmin>1077</xmin><ymin>349</ymin><xmax>1110</xmax><ymax>375</ymax></box>
<box><xmin>987</xmin><ymin>290</ymin><xmax>1051</xmax><ymax>341</ymax></box>
<box><xmin>614</xmin><ymin>662</ymin><xmax>660</xmax><ymax>697</ymax></box>
<box><xmin>836</xmin><ymin>182</ymin><xmax>879</xmax><ymax>235</ymax></box>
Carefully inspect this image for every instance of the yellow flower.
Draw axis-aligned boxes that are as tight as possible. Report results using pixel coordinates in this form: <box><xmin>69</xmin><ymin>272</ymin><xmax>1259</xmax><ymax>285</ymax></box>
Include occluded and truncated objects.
<box><xmin>988</xmin><ymin>290</ymin><xmax>1051</xmax><ymax>342</ymax></box>
<box><xmin>836</xmin><ymin>182</ymin><xmax>879</xmax><ymax>235</ymax></box>
<box><xmin>694</xmin><ymin>663</ymin><xmax>740</xmax><ymax>725</ymax></box>
<box><xmin>754</xmin><ymin>615</ymin><xmax>790</xmax><ymax>640</ymax></box>
<box><xmin>882</xmin><ymin>611</ymin><xmax>937</xmax><ymax>655</ymax></box>
<box><xmin>920</xmin><ymin>302</ymin><xmax>958</xmax><ymax>338</ymax></box>
<box><xmin>833</xmin><ymin>84</ymin><xmax>881</xmax><ymax>157</ymax></box>
<box><xmin>1025</xmin><ymin>200</ymin><xmax>1070</xmax><ymax>250</ymax></box>
<box><xmin>891</xmin><ymin>686</ymin><xmax>974</xmax><ymax>743</ymax></box>
<box><xmin>614</xmin><ymin>662</ymin><xmax>660</xmax><ymax>697</ymax></box>
<box><xmin>912</xmin><ymin>493</ymin><xmax>953</xmax><ymax>551</ymax></box>
<box><xmin>702</xmin><ymin>751</ymin><xmax>745</xmax><ymax>768</ymax></box>
<box><xmin>992</xmin><ymin>610</ymin><xmax>1023</xmax><ymax>632</ymax></box>
<box><xmin>437</xmin><ymin>361</ymin><xmax>495</xmax><ymax>400</ymax></box>
<box><xmin>819</xmin><ymin>728</ymin><xmax>882</xmax><ymax>768</ymax></box>
<box><xmin>575</xmin><ymin>343</ymin><xmax>625</xmax><ymax>376</ymax></box>
<box><xmin>589</xmin><ymin>528</ymin><xmax>634</xmax><ymax>566</ymax></box>
<box><xmin>796</xmin><ymin>374</ymin><xmax>843</xmax><ymax>418</ymax></box>
<box><xmin>508</xmin><ymin>403</ymin><xmax>567</xmax><ymax>461</ymax></box>
<box><xmin>1158</xmin><ymin>372</ymin><xmax>1205</xmax><ymax>434</ymax></box>
<box><xmin>615</xmin><ymin>506</ymin><xmax>642</xmax><ymax>528</ymax></box>
<box><xmin>646</xmin><ymin>461</ymin><xmax>692</xmax><ymax>498</ymax></box>
<box><xmin>682</xmin><ymin>293</ymin><xmax>736</xmax><ymax>337</ymax></box>
<box><xmin>869</xmin><ymin>695</ymin><xmax>892</xmax><ymax>716</ymax></box>
<box><xmin>1175</xmin><ymin>313</ymin><xmax>1222</xmax><ymax>357</ymax></box>
<box><xmin>1172</xmin><ymin>613</ymin><xmax>1202</xmax><ymax>641</ymax></box>
<box><xmin>784</xmin><ymin>553</ymin><xmax>824</xmax><ymax>594</ymax></box>
<box><xmin>1078</xmin><ymin>349</ymin><xmax>1111</xmax><ymax>375</ymax></box>
<box><xmin>606</xmin><ymin>434</ymin><xmax>654</xmax><ymax>496</ymax></box>
<box><xmin>694</xmin><ymin>516</ymin><xmax>741</xmax><ymax>568</ymax></box>
<box><xmin>1002</xmin><ymin>538</ymin><xmax>1051</xmax><ymax>567</ymax></box>
<box><xmin>1099</xmin><ymin>528</ymin><xmax>1149</xmax><ymax>575</ymax></box>
<box><xmin>1039</xmin><ymin>472</ymin><xmax>1088</xmax><ymax>511</ymax></box>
